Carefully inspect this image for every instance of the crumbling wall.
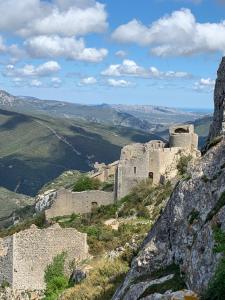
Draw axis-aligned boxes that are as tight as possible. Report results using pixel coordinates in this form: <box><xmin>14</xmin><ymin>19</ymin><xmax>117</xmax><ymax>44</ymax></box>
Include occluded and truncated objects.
<box><xmin>12</xmin><ymin>225</ymin><xmax>88</xmax><ymax>290</ymax></box>
<box><xmin>45</xmin><ymin>189</ymin><xmax>114</xmax><ymax>220</ymax></box>
<box><xmin>0</xmin><ymin>236</ymin><xmax>13</xmax><ymax>287</ymax></box>
<box><xmin>116</xmin><ymin>154</ymin><xmax>149</xmax><ymax>199</ymax></box>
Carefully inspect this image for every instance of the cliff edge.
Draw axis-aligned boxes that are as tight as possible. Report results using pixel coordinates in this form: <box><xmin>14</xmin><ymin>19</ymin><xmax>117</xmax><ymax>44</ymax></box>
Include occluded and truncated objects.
<box><xmin>112</xmin><ymin>58</ymin><xmax>225</xmax><ymax>300</ymax></box>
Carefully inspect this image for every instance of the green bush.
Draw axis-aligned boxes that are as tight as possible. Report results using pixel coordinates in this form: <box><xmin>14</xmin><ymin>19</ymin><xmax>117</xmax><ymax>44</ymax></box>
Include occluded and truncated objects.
<box><xmin>208</xmin><ymin>136</ymin><xmax>223</xmax><ymax>151</ymax></box>
<box><xmin>205</xmin><ymin>191</ymin><xmax>225</xmax><ymax>223</ymax></box>
<box><xmin>203</xmin><ymin>228</ymin><xmax>225</xmax><ymax>300</ymax></box>
<box><xmin>44</xmin><ymin>252</ymin><xmax>69</xmax><ymax>300</ymax></box>
<box><xmin>177</xmin><ymin>155</ymin><xmax>192</xmax><ymax>176</ymax></box>
<box><xmin>72</xmin><ymin>175</ymin><xmax>101</xmax><ymax>192</ymax></box>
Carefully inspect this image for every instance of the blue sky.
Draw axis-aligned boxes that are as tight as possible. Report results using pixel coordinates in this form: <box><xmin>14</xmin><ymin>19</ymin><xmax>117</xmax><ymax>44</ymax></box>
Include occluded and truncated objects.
<box><xmin>0</xmin><ymin>0</ymin><xmax>224</xmax><ymax>108</ymax></box>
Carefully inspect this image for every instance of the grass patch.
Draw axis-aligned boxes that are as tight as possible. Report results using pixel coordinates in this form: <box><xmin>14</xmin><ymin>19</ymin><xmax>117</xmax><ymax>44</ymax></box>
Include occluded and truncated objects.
<box><xmin>205</xmin><ymin>191</ymin><xmax>225</xmax><ymax>223</ymax></box>
<box><xmin>118</xmin><ymin>180</ymin><xmax>172</xmax><ymax>221</ymax></box>
<box><xmin>60</xmin><ymin>258</ymin><xmax>129</xmax><ymax>300</ymax></box>
<box><xmin>203</xmin><ymin>227</ymin><xmax>225</xmax><ymax>300</ymax></box>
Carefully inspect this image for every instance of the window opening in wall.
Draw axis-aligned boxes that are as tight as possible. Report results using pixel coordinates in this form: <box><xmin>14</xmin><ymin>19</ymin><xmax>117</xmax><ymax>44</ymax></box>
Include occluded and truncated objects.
<box><xmin>174</xmin><ymin>128</ymin><xmax>189</xmax><ymax>133</ymax></box>
<box><xmin>149</xmin><ymin>172</ymin><xmax>153</xmax><ymax>179</ymax></box>
<box><xmin>134</xmin><ymin>167</ymin><xmax>137</xmax><ymax>174</ymax></box>
<box><xmin>91</xmin><ymin>202</ymin><xmax>98</xmax><ymax>208</ymax></box>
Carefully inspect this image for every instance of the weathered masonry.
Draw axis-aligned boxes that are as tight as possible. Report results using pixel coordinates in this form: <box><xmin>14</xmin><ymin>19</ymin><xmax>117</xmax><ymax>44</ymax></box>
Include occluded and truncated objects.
<box><xmin>115</xmin><ymin>124</ymin><xmax>200</xmax><ymax>199</ymax></box>
<box><xmin>0</xmin><ymin>224</ymin><xmax>88</xmax><ymax>290</ymax></box>
<box><xmin>45</xmin><ymin>189</ymin><xmax>114</xmax><ymax>220</ymax></box>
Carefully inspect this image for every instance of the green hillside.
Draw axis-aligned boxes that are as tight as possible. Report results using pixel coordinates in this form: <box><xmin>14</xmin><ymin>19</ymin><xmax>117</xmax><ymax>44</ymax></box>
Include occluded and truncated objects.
<box><xmin>0</xmin><ymin>109</ymin><xmax>158</xmax><ymax>196</ymax></box>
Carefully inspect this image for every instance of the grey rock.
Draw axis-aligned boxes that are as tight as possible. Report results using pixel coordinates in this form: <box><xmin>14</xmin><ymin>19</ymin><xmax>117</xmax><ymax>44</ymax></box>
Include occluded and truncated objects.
<box><xmin>113</xmin><ymin>57</ymin><xmax>225</xmax><ymax>300</ymax></box>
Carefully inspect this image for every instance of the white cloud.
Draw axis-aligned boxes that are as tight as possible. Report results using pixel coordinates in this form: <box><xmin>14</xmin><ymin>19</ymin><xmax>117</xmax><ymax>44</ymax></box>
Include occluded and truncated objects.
<box><xmin>30</xmin><ymin>79</ymin><xmax>42</xmax><ymax>87</ymax></box>
<box><xmin>102</xmin><ymin>59</ymin><xmax>190</xmax><ymax>79</ymax></box>
<box><xmin>107</xmin><ymin>79</ymin><xmax>132</xmax><ymax>87</ymax></box>
<box><xmin>112</xmin><ymin>8</ymin><xmax>225</xmax><ymax>56</ymax></box>
<box><xmin>80</xmin><ymin>77</ymin><xmax>97</xmax><ymax>85</ymax></box>
<box><xmin>4</xmin><ymin>61</ymin><xmax>61</xmax><ymax>77</ymax></box>
<box><xmin>115</xmin><ymin>50</ymin><xmax>127</xmax><ymax>58</ymax></box>
<box><xmin>0</xmin><ymin>0</ymin><xmax>107</xmax><ymax>37</ymax></box>
<box><xmin>0</xmin><ymin>36</ymin><xmax>6</xmax><ymax>52</ymax></box>
<box><xmin>51</xmin><ymin>77</ymin><xmax>62</xmax><ymax>88</ymax></box>
<box><xmin>25</xmin><ymin>35</ymin><xmax>108</xmax><ymax>62</ymax></box>
<box><xmin>194</xmin><ymin>77</ymin><xmax>215</xmax><ymax>92</ymax></box>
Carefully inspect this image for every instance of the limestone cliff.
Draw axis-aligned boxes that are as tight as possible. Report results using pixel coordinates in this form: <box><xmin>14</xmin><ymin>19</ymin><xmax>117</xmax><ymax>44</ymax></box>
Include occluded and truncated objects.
<box><xmin>112</xmin><ymin>58</ymin><xmax>225</xmax><ymax>299</ymax></box>
<box><xmin>208</xmin><ymin>57</ymin><xmax>225</xmax><ymax>142</ymax></box>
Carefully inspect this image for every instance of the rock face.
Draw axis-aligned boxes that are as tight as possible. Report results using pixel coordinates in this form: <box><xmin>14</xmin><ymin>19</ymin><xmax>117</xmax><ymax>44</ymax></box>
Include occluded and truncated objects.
<box><xmin>208</xmin><ymin>57</ymin><xmax>225</xmax><ymax>142</ymax></box>
<box><xmin>112</xmin><ymin>58</ymin><xmax>225</xmax><ymax>299</ymax></box>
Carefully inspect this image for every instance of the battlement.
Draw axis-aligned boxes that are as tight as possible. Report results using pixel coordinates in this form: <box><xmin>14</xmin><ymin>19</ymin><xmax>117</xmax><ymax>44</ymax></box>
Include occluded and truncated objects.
<box><xmin>115</xmin><ymin>124</ymin><xmax>200</xmax><ymax>199</ymax></box>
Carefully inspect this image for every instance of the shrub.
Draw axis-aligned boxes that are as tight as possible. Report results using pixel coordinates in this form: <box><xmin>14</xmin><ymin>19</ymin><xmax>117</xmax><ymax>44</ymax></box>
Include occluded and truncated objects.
<box><xmin>72</xmin><ymin>175</ymin><xmax>101</xmax><ymax>192</ymax></box>
<box><xmin>205</xmin><ymin>191</ymin><xmax>225</xmax><ymax>223</ymax></box>
<box><xmin>60</xmin><ymin>258</ymin><xmax>129</xmax><ymax>300</ymax></box>
<box><xmin>203</xmin><ymin>228</ymin><xmax>225</xmax><ymax>300</ymax></box>
<box><xmin>188</xmin><ymin>209</ymin><xmax>200</xmax><ymax>225</ymax></box>
<box><xmin>44</xmin><ymin>252</ymin><xmax>69</xmax><ymax>300</ymax></box>
<box><xmin>208</xmin><ymin>136</ymin><xmax>223</xmax><ymax>151</ymax></box>
<box><xmin>177</xmin><ymin>155</ymin><xmax>192</xmax><ymax>176</ymax></box>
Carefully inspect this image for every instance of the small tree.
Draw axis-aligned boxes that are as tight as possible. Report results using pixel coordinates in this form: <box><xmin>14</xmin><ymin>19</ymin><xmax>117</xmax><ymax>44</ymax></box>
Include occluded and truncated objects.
<box><xmin>73</xmin><ymin>175</ymin><xmax>101</xmax><ymax>192</ymax></box>
<box><xmin>177</xmin><ymin>155</ymin><xmax>192</xmax><ymax>176</ymax></box>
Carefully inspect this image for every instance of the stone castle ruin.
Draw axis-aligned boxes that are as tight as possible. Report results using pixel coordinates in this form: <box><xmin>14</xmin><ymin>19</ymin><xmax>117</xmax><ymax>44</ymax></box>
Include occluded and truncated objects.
<box><xmin>115</xmin><ymin>124</ymin><xmax>200</xmax><ymax>199</ymax></box>
<box><xmin>36</xmin><ymin>124</ymin><xmax>200</xmax><ymax>220</ymax></box>
<box><xmin>0</xmin><ymin>224</ymin><xmax>88</xmax><ymax>290</ymax></box>
<box><xmin>90</xmin><ymin>161</ymin><xmax>119</xmax><ymax>182</ymax></box>
<box><xmin>0</xmin><ymin>123</ymin><xmax>200</xmax><ymax>294</ymax></box>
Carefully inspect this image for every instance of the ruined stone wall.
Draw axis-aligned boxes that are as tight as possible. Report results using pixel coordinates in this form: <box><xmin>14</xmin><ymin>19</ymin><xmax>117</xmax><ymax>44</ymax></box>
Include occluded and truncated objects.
<box><xmin>12</xmin><ymin>225</ymin><xmax>88</xmax><ymax>290</ymax></box>
<box><xmin>90</xmin><ymin>161</ymin><xmax>119</xmax><ymax>183</ymax></box>
<box><xmin>45</xmin><ymin>189</ymin><xmax>114</xmax><ymax>220</ymax></box>
<box><xmin>148</xmin><ymin>148</ymin><xmax>181</xmax><ymax>184</ymax></box>
<box><xmin>116</xmin><ymin>154</ymin><xmax>149</xmax><ymax>199</ymax></box>
<box><xmin>0</xmin><ymin>236</ymin><xmax>13</xmax><ymax>286</ymax></box>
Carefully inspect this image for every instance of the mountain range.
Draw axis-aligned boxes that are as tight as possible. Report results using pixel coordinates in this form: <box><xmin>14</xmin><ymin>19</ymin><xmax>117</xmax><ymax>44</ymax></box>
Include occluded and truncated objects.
<box><xmin>0</xmin><ymin>90</ymin><xmax>211</xmax><ymax>197</ymax></box>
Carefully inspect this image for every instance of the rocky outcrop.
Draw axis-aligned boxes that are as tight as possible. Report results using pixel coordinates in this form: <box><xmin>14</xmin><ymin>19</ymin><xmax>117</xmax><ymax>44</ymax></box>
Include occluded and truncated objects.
<box><xmin>113</xmin><ymin>57</ymin><xmax>225</xmax><ymax>299</ymax></box>
<box><xmin>35</xmin><ymin>189</ymin><xmax>57</xmax><ymax>212</ymax></box>
<box><xmin>207</xmin><ymin>57</ymin><xmax>225</xmax><ymax>142</ymax></box>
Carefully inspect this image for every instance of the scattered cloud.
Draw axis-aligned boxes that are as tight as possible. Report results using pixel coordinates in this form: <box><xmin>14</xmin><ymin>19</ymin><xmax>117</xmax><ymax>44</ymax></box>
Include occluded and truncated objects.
<box><xmin>112</xmin><ymin>8</ymin><xmax>225</xmax><ymax>56</ymax></box>
<box><xmin>115</xmin><ymin>50</ymin><xmax>127</xmax><ymax>58</ymax></box>
<box><xmin>107</xmin><ymin>78</ymin><xmax>133</xmax><ymax>87</ymax></box>
<box><xmin>80</xmin><ymin>76</ymin><xmax>97</xmax><ymax>85</ymax></box>
<box><xmin>4</xmin><ymin>61</ymin><xmax>61</xmax><ymax>78</ymax></box>
<box><xmin>0</xmin><ymin>0</ymin><xmax>107</xmax><ymax>38</ymax></box>
<box><xmin>102</xmin><ymin>59</ymin><xmax>190</xmax><ymax>79</ymax></box>
<box><xmin>51</xmin><ymin>77</ymin><xmax>62</xmax><ymax>88</ymax></box>
<box><xmin>30</xmin><ymin>79</ymin><xmax>42</xmax><ymax>87</ymax></box>
<box><xmin>174</xmin><ymin>0</ymin><xmax>202</xmax><ymax>3</ymax></box>
<box><xmin>25</xmin><ymin>35</ymin><xmax>108</xmax><ymax>62</ymax></box>
<box><xmin>194</xmin><ymin>78</ymin><xmax>215</xmax><ymax>93</ymax></box>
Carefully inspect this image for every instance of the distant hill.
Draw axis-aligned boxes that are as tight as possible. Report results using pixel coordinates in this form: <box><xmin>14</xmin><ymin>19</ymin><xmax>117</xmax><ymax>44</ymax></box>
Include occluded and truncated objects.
<box><xmin>0</xmin><ymin>90</ymin><xmax>206</xmax><ymax>132</ymax></box>
<box><xmin>0</xmin><ymin>90</ymin><xmax>211</xmax><ymax>196</ymax></box>
<box><xmin>0</xmin><ymin>108</ymin><xmax>159</xmax><ymax>196</ymax></box>
<box><xmin>112</xmin><ymin>104</ymin><xmax>206</xmax><ymax>126</ymax></box>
